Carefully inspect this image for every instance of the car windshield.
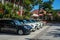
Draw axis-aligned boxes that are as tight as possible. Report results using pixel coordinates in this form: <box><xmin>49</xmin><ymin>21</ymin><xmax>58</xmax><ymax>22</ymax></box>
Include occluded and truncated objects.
<box><xmin>14</xmin><ymin>20</ymin><xmax>21</xmax><ymax>25</ymax></box>
<box><xmin>18</xmin><ymin>20</ymin><xmax>23</xmax><ymax>24</ymax></box>
<box><xmin>35</xmin><ymin>20</ymin><xmax>38</xmax><ymax>22</ymax></box>
<box><xmin>30</xmin><ymin>20</ymin><xmax>36</xmax><ymax>22</ymax></box>
<box><xmin>35</xmin><ymin>20</ymin><xmax>40</xmax><ymax>22</ymax></box>
<box><xmin>26</xmin><ymin>20</ymin><xmax>32</xmax><ymax>23</ymax></box>
<box><xmin>23</xmin><ymin>20</ymin><xmax>29</xmax><ymax>23</ymax></box>
<box><xmin>19</xmin><ymin>20</ymin><xmax>23</xmax><ymax>22</ymax></box>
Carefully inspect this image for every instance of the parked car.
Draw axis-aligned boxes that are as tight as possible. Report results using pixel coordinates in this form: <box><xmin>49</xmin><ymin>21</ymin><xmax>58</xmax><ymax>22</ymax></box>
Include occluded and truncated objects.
<box><xmin>34</xmin><ymin>19</ymin><xmax>42</xmax><ymax>28</ymax></box>
<box><xmin>30</xmin><ymin>19</ymin><xmax>41</xmax><ymax>29</ymax></box>
<box><xmin>40</xmin><ymin>21</ymin><xmax>45</xmax><ymax>27</ymax></box>
<box><xmin>31</xmin><ymin>19</ymin><xmax>44</xmax><ymax>29</ymax></box>
<box><xmin>18</xmin><ymin>19</ymin><xmax>37</xmax><ymax>32</ymax></box>
<box><xmin>0</xmin><ymin>19</ymin><xmax>32</xmax><ymax>35</ymax></box>
<box><xmin>25</xmin><ymin>19</ymin><xmax>38</xmax><ymax>30</ymax></box>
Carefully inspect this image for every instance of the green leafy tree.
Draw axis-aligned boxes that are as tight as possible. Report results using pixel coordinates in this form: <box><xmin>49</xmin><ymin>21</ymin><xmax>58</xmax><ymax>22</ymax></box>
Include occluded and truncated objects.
<box><xmin>0</xmin><ymin>2</ymin><xmax>4</xmax><ymax>18</ymax></box>
<box><xmin>18</xmin><ymin>0</ymin><xmax>35</xmax><ymax>19</ymax></box>
<box><xmin>43</xmin><ymin>0</ymin><xmax>54</xmax><ymax>12</ymax></box>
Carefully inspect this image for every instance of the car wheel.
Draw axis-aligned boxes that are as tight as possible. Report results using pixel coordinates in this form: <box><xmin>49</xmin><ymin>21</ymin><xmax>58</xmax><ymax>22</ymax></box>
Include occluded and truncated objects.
<box><xmin>0</xmin><ymin>28</ymin><xmax>1</xmax><ymax>32</ymax></box>
<box><xmin>32</xmin><ymin>30</ymin><xmax>35</xmax><ymax>32</ymax></box>
<box><xmin>35</xmin><ymin>26</ymin><xmax>37</xmax><ymax>30</ymax></box>
<box><xmin>37</xmin><ymin>27</ymin><xmax>39</xmax><ymax>30</ymax></box>
<box><xmin>18</xmin><ymin>30</ymin><xmax>23</xmax><ymax>35</ymax></box>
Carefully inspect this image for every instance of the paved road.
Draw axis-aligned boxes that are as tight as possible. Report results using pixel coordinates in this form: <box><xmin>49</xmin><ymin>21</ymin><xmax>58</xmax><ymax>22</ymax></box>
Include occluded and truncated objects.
<box><xmin>0</xmin><ymin>25</ymin><xmax>49</xmax><ymax>40</ymax></box>
<box><xmin>33</xmin><ymin>23</ymin><xmax>60</xmax><ymax>40</ymax></box>
<box><xmin>0</xmin><ymin>23</ymin><xmax>53</xmax><ymax>40</ymax></box>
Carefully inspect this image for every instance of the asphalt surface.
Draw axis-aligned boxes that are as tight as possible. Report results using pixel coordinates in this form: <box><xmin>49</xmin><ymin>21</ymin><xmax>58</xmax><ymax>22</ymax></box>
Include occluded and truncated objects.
<box><xmin>0</xmin><ymin>23</ymin><xmax>59</xmax><ymax>40</ymax></box>
<box><xmin>0</xmin><ymin>25</ymin><xmax>49</xmax><ymax>40</ymax></box>
<box><xmin>32</xmin><ymin>23</ymin><xmax>60</xmax><ymax>40</ymax></box>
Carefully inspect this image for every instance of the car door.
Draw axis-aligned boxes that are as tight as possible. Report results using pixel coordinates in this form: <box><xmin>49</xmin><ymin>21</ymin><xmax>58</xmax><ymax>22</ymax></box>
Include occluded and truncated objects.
<box><xmin>0</xmin><ymin>20</ymin><xmax>5</xmax><ymax>31</ymax></box>
<box><xmin>2</xmin><ymin>20</ymin><xmax>17</xmax><ymax>32</ymax></box>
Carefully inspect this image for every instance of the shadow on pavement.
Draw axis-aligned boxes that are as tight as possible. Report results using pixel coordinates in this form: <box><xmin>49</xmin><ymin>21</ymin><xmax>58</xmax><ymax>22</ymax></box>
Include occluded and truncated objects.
<box><xmin>0</xmin><ymin>32</ymin><xmax>28</xmax><ymax>36</ymax></box>
<box><xmin>46</xmin><ymin>23</ymin><xmax>60</xmax><ymax>38</ymax></box>
<box><xmin>47</xmin><ymin>31</ymin><xmax>60</xmax><ymax>37</ymax></box>
<box><xmin>47</xmin><ymin>23</ymin><xmax>60</xmax><ymax>27</ymax></box>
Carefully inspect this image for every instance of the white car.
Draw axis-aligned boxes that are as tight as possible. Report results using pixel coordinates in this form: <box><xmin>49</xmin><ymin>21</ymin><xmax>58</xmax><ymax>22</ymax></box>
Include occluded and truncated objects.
<box><xmin>34</xmin><ymin>19</ymin><xmax>44</xmax><ymax>29</ymax></box>
<box><xmin>29</xmin><ymin>19</ymin><xmax>44</xmax><ymax>30</ymax></box>
<box><xmin>30</xmin><ymin>19</ymin><xmax>41</xmax><ymax>30</ymax></box>
<box><xmin>40</xmin><ymin>21</ymin><xmax>44</xmax><ymax>28</ymax></box>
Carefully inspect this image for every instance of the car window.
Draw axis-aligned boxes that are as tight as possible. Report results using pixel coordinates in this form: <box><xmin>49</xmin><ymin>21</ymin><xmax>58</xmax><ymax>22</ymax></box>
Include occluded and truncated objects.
<box><xmin>6</xmin><ymin>20</ymin><xmax>14</xmax><ymax>25</ymax></box>
<box><xmin>0</xmin><ymin>20</ymin><xmax>3</xmax><ymax>23</ymax></box>
<box><xmin>23</xmin><ymin>20</ymin><xmax>29</xmax><ymax>23</ymax></box>
<box><xmin>30</xmin><ymin>20</ymin><xmax>34</xmax><ymax>22</ymax></box>
<box><xmin>35</xmin><ymin>20</ymin><xmax>38</xmax><ymax>22</ymax></box>
<box><xmin>18</xmin><ymin>20</ymin><xmax>23</xmax><ymax>24</ymax></box>
<box><xmin>0</xmin><ymin>20</ymin><xmax>14</xmax><ymax>25</ymax></box>
<box><xmin>26</xmin><ymin>20</ymin><xmax>31</xmax><ymax>23</ymax></box>
<box><xmin>35</xmin><ymin>20</ymin><xmax>40</xmax><ymax>22</ymax></box>
<box><xmin>14</xmin><ymin>20</ymin><xmax>21</xmax><ymax>25</ymax></box>
<box><xmin>0</xmin><ymin>20</ymin><xmax>5</xmax><ymax>24</ymax></box>
<box><xmin>30</xmin><ymin>20</ymin><xmax>35</xmax><ymax>22</ymax></box>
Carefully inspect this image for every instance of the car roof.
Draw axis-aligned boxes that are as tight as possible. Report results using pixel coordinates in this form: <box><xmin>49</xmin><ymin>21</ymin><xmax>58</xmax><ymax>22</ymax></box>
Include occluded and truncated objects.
<box><xmin>0</xmin><ymin>18</ymin><xmax>20</xmax><ymax>21</ymax></box>
<box><xmin>0</xmin><ymin>18</ymin><xmax>13</xmax><ymax>20</ymax></box>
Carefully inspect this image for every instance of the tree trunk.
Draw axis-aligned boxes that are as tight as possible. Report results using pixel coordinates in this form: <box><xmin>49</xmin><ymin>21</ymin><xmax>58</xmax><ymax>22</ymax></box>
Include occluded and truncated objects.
<box><xmin>1</xmin><ymin>0</ymin><xmax>4</xmax><ymax>5</ymax></box>
<box><xmin>20</xmin><ymin>0</ymin><xmax>23</xmax><ymax>16</ymax></box>
<box><xmin>20</xmin><ymin>6</ymin><xmax>23</xmax><ymax>16</ymax></box>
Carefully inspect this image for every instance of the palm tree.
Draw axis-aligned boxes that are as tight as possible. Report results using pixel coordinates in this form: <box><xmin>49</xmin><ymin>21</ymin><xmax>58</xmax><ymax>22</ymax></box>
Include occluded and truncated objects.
<box><xmin>49</xmin><ymin>0</ymin><xmax>54</xmax><ymax>4</ymax></box>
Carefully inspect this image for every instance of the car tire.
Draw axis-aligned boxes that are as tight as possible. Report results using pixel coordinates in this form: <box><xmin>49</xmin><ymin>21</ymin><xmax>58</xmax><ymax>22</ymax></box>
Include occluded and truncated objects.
<box><xmin>35</xmin><ymin>26</ymin><xmax>37</xmax><ymax>30</ymax></box>
<box><xmin>37</xmin><ymin>28</ymin><xmax>39</xmax><ymax>30</ymax></box>
<box><xmin>0</xmin><ymin>28</ymin><xmax>1</xmax><ymax>32</ymax></box>
<box><xmin>31</xmin><ymin>28</ymin><xmax>36</xmax><ymax>32</ymax></box>
<box><xmin>18</xmin><ymin>30</ymin><xmax>23</xmax><ymax>35</ymax></box>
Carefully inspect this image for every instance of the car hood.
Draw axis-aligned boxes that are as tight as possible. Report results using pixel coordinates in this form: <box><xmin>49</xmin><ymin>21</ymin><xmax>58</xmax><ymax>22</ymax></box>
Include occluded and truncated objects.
<box><xmin>24</xmin><ymin>25</ymin><xmax>32</xmax><ymax>29</ymax></box>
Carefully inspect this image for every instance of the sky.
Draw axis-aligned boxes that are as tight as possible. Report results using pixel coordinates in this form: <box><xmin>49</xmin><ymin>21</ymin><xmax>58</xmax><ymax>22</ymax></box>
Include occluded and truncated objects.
<box><xmin>32</xmin><ymin>0</ymin><xmax>60</xmax><ymax>11</ymax></box>
<box><xmin>52</xmin><ymin>0</ymin><xmax>60</xmax><ymax>9</ymax></box>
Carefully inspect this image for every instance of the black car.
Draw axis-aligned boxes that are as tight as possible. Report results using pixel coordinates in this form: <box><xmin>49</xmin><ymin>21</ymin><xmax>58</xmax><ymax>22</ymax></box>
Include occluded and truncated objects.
<box><xmin>0</xmin><ymin>19</ymin><xmax>31</xmax><ymax>35</ymax></box>
<box><xmin>18</xmin><ymin>20</ymin><xmax>32</xmax><ymax>29</ymax></box>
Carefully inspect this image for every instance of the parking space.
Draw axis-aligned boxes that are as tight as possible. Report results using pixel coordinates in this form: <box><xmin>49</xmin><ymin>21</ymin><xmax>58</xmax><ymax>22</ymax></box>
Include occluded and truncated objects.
<box><xmin>0</xmin><ymin>26</ymin><xmax>49</xmax><ymax>40</ymax></box>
